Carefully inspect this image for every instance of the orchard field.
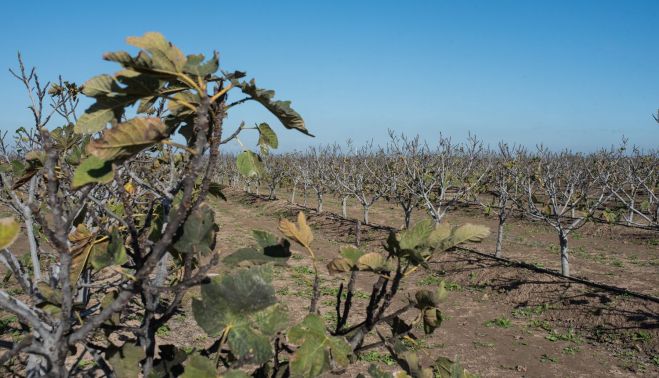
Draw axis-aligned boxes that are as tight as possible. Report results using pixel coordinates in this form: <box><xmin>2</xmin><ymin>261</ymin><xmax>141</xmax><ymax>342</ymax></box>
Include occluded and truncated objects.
<box><xmin>0</xmin><ymin>33</ymin><xmax>657</xmax><ymax>378</ymax></box>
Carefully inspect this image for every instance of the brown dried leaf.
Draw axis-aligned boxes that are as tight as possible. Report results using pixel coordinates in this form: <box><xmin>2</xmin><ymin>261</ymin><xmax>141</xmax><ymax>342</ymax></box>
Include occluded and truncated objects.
<box><xmin>327</xmin><ymin>258</ymin><xmax>353</xmax><ymax>274</ymax></box>
<box><xmin>278</xmin><ymin>212</ymin><xmax>313</xmax><ymax>248</ymax></box>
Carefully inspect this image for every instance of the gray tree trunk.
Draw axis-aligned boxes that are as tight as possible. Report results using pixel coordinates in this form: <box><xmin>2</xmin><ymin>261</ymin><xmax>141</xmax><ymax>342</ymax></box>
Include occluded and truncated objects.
<box><xmin>24</xmin><ymin>210</ymin><xmax>42</xmax><ymax>281</ymax></box>
<box><xmin>341</xmin><ymin>196</ymin><xmax>348</xmax><ymax>218</ymax></box>
<box><xmin>363</xmin><ymin>205</ymin><xmax>370</xmax><ymax>224</ymax></box>
<box><xmin>559</xmin><ymin>231</ymin><xmax>570</xmax><ymax>277</ymax></box>
<box><xmin>628</xmin><ymin>201</ymin><xmax>635</xmax><ymax>225</ymax></box>
<box><xmin>317</xmin><ymin>193</ymin><xmax>323</xmax><ymax>213</ymax></box>
<box><xmin>495</xmin><ymin>220</ymin><xmax>505</xmax><ymax>258</ymax></box>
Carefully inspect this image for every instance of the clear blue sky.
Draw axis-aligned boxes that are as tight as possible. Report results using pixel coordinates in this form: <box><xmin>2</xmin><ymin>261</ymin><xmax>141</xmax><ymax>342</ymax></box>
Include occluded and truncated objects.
<box><xmin>1</xmin><ymin>1</ymin><xmax>657</xmax><ymax>152</ymax></box>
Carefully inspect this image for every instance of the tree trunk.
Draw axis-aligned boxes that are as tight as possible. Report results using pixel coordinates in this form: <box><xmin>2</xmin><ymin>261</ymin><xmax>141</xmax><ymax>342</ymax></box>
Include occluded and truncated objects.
<box><xmin>403</xmin><ymin>205</ymin><xmax>413</xmax><ymax>229</ymax></box>
<box><xmin>291</xmin><ymin>185</ymin><xmax>297</xmax><ymax>204</ymax></box>
<box><xmin>317</xmin><ymin>193</ymin><xmax>323</xmax><ymax>213</ymax></box>
<box><xmin>495</xmin><ymin>219</ymin><xmax>505</xmax><ymax>258</ymax></box>
<box><xmin>26</xmin><ymin>354</ymin><xmax>47</xmax><ymax>377</ymax></box>
<box><xmin>363</xmin><ymin>205</ymin><xmax>370</xmax><ymax>224</ymax></box>
<box><xmin>628</xmin><ymin>200</ymin><xmax>635</xmax><ymax>225</ymax></box>
<box><xmin>341</xmin><ymin>196</ymin><xmax>348</xmax><ymax>218</ymax></box>
<box><xmin>268</xmin><ymin>186</ymin><xmax>276</xmax><ymax>200</ymax></box>
<box><xmin>154</xmin><ymin>253</ymin><xmax>170</xmax><ymax>287</ymax></box>
<box><xmin>23</xmin><ymin>209</ymin><xmax>42</xmax><ymax>281</ymax></box>
<box><xmin>429</xmin><ymin>209</ymin><xmax>442</xmax><ymax>225</ymax></box>
<box><xmin>559</xmin><ymin>231</ymin><xmax>570</xmax><ymax>277</ymax></box>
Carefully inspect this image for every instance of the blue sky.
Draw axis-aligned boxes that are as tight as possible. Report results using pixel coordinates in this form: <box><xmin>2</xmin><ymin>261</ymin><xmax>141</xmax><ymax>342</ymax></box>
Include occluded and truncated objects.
<box><xmin>1</xmin><ymin>1</ymin><xmax>657</xmax><ymax>152</ymax></box>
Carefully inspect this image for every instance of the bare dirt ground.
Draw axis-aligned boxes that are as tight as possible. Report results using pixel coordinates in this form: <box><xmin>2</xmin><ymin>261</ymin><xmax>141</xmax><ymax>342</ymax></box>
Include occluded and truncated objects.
<box><xmin>1</xmin><ymin>189</ymin><xmax>658</xmax><ymax>377</ymax></box>
<box><xmin>205</xmin><ymin>189</ymin><xmax>659</xmax><ymax>377</ymax></box>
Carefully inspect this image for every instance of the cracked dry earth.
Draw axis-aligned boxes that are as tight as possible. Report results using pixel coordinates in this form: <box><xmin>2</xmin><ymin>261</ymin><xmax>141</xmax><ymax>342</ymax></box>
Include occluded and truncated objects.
<box><xmin>150</xmin><ymin>189</ymin><xmax>659</xmax><ymax>377</ymax></box>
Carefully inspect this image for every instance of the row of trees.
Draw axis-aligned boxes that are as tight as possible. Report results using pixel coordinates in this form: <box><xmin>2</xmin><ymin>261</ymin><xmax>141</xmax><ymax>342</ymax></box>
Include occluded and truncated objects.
<box><xmin>219</xmin><ymin>135</ymin><xmax>658</xmax><ymax>277</ymax></box>
<box><xmin>0</xmin><ymin>33</ymin><xmax>483</xmax><ymax>377</ymax></box>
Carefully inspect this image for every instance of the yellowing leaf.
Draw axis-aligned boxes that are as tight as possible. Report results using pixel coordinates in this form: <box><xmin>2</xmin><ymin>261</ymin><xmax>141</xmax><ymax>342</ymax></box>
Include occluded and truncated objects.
<box><xmin>0</xmin><ymin>217</ymin><xmax>20</xmax><ymax>250</ymax></box>
<box><xmin>87</xmin><ymin>117</ymin><xmax>167</xmax><ymax>161</ymax></box>
<box><xmin>327</xmin><ymin>258</ymin><xmax>353</xmax><ymax>274</ymax></box>
<box><xmin>450</xmin><ymin>224</ymin><xmax>490</xmax><ymax>245</ymax></box>
<box><xmin>278</xmin><ymin>212</ymin><xmax>313</xmax><ymax>248</ymax></box>
<box><xmin>356</xmin><ymin>253</ymin><xmax>389</xmax><ymax>272</ymax></box>
<box><xmin>123</xmin><ymin>180</ymin><xmax>136</xmax><ymax>194</ymax></box>
<box><xmin>68</xmin><ymin>224</ymin><xmax>96</xmax><ymax>284</ymax></box>
<box><xmin>126</xmin><ymin>32</ymin><xmax>186</xmax><ymax>75</ymax></box>
<box><xmin>427</xmin><ymin>222</ymin><xmax>452</xmax><ymax>247</ymax></box>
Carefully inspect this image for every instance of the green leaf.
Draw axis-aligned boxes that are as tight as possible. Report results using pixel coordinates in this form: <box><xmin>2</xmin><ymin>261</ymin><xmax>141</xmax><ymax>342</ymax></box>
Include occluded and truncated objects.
<box><xmin>233</xmin><ymin>79</ymin><xmax>312</xmax><ymax>136</ymax></box>
<box><xmin>36</xmin><ymin>281</ymin><xmax>62</xmax><ymax>305</ymax></box>
<box><xmin>87</xmin><ymin>117</ymin><xmax>168</xmax><ymax>161</ymax></box>
<box><xmin>226</xmin><ymin>322</ymin><xmax>273</xmax><ymax>364</ymax></box>
<box><xmin>398</xmin><ymin>219</ymin><xmax>434</xmax><ymax>250</ymax></box>
<box><xmin>90</xmin><ymin>229</ymin><xmax>128</xmax><ymax>270</ymax></box>
<box><xmin>82</xmin><ymin>74</ymin><xmax>119</xmax><ymax>97</ymax></box>
<box><xmin>150</xmin><ymin>344</ymin><xmax>187</xmax><ymax>378</ymax></box>
<box><xmin>253</xmin><ymin>303</ymin><xmax>289</xmax><ymax>336</ymax></box>
<box><xmin>236</xmin><ymin>150</ymin><xmax>264</xmax><ymax>177</ymax></box>
<box><xmin>288</xmin><ymin>314</ymin><xmax>351</xmax><ymax>377</ymax></box>
<box><xmin>223</xmin><ymin>229</ymin><xmax>291</xmax><ymax>267</ymax></box>
<box><xmin>339</xmin><ymin>245</ymin><xmax>364</xmax><ymax>265</ymax></box>
<box><xmin>414</xmin><ymin>288</ymin><xmax>445</xmax><ymax>309</ymax></box>
<box><xmin>422</xmin><ymin>308</ymin><xmax>442</xmax><ymax>335</ymax></box>
<box><xmin>257</xmin><ymin>123</ymin><xmax>278</xmax><ymax>155</ymax></box>
<box><xmin>101</xmin><ymin>290</ymin><xmax>121</xmax><ymax>326</ymax></box>
<box><xmin>108</xmin><ymin>343</ymin><xmax>146</xmax><ymax>378</ymax></box>
<box><xmin>367</xmin><ymin>364</ymin><xmax>394</xmax><ymax>378</ymax></box>
<box><xmin>126</xmin><ymin>32</ymin><xmax>187</xmax><ymax>76</ymax></box>
<box><xmin>227</xmin><ymin>304</ymin><xmax>288</xmax><ymax>364</ymax></box>
<box><xmin>0</xmin><ymin>217</ymin><xmax>20</xmax><ymax>250</ymax></box>
<box><xmin>10</xmin><ymin>159</ymin><xmax>26</xmax><ymax>177</ymax></box>
<box><xmin>208</xmin><ymin>182</ymin><xmax>227</xmax><ymax>201</ymax></box>
<box><xmin>252</xmin><ymin>229</ymin><xmax>278</xmax><ymax>250</ymax></box>
<box><xmin>72</xmin><ymin>156</ymin><xmax>114</xmax><ymax>189</ymax></box>
<box><xmin>75</xmin><ymin>97</ymin><xmax>131</xmax><ymax>134</ymax></box>
<box><xmin>65</xmin><ymin>144</ymin><xmax>85</xmax><ymax>166</ymax></box>
<box><xmin>173</xmin><ymin>204</ymin><xmax>217</xmax><ymax>256</ymax></box>
<box><xmin>181</xmin><ymin>353</ymin><xmax>217</xmax><ymax>378</ymax></box>
<box><xmin>192</xmin><ymin>266</ymin><xmax>286</xmax><ymax>365</ymax></box>
<box><xmin>222</xmin><ymin>246</ymin><xmax>291</xmax><ymax>267</ymax></box>
<box><xmin>183</xmin><ymin>52</ymin><xmax>219</xmax><ymax>77</ymax></box>
<box><xmin>9</xmin><ymin>158</ymin><xmax>40</xmax><ymax>190</ymax></box>
<box><xmin>192</xmin><ymin>265</ymin><xmax>277</xmax><ymax>335</ymax></box>
<box><xmin>398</xmin><ymin>351</ymin><xmax>433</xmax><ymax>378</ymax></box>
